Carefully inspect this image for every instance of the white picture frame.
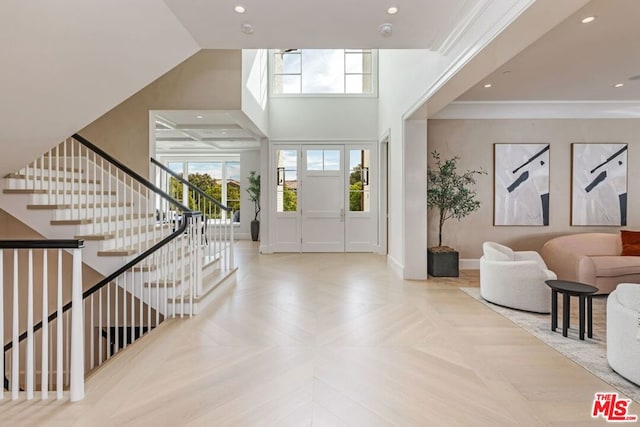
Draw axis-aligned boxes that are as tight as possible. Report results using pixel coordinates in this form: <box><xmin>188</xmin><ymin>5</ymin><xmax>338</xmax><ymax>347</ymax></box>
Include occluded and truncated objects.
<box><xmin>571</xmin><ymin>143</ymin><xmax>627</xmax><ymax>226</ymax></box>
<box><xmin>494</xmin><ymin>143</ymin><xmax>550</xmax><ymax>226</ymax></box>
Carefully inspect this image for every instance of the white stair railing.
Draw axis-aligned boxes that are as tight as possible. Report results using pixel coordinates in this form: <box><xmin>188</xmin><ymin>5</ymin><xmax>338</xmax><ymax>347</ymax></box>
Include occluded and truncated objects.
<box><xmin>0</xmin><ymin>240</ymin><xmax>84</xmax><ymax>401</ymax></box>
<box><xmin>151</xmin><ymin>158</ymin><xmax>235</xmax><ymax>276</ymax></box>
<box><xmin>2</xmin><ymin>133</ymin><xmax>208</xmax><ymax>402</ymax></box>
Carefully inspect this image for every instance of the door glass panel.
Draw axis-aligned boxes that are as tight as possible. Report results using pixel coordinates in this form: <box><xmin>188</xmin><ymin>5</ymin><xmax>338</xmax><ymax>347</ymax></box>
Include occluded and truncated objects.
<box><xmin>306</xmin><ymin>150</ymin><xmax>323</xmax><ymax>171</ymax></box>
<box><xmin>324</xmin><ymin>150</ymin><xmax>340</xmax><ymax>171</ymax></box>
<box><xmin>306</xmin><ymin>149</ymin><xmax>341</xmax><ymax>171</ymax></box>
<box><xmin>349</xmin><ymin>149</ymin><xmax>370</xmax><ymax>212</ymax></box>
<box><xmin>276</xmin><ymin>150</ymin><xmax>298</xmax><ymax>212</ymax></box>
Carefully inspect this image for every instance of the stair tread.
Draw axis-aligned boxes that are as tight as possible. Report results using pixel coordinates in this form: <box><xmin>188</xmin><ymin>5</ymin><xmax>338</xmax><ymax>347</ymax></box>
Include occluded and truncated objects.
<box><xmin>28</xmin><ymin>202</ymin><xmax>133</xmax><ymax>209</ymax></box>
<box><xmin>4</xmin><ymin>173</ymin><xmax>100</xmax><ymax>184</ymax></box>
<box><xmin>166</xmin><ymin>268</ymin><xmax>237</xmax><ymax>302</ymax></box>
<box><xmin>4</xmin><ymin>189</ymin><xmax>115</xmax><ymax>195</ymax></box>
<box><xmin>3</xmin><ymin>189</ymin><xmax>48</xmax><ymax>194</ymax></box>
<box><xmin>51</xmin><ymin>213</ymin><xmax>154</xmax><ymax>225</ymax></box>
<box><xmin>75</xmin><ymin>224</ymin><xmax>173</xmax><ymax>240</ymax></box>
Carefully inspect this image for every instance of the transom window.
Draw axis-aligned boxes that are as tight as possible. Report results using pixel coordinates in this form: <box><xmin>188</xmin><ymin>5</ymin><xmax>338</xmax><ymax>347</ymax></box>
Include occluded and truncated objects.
<box><xmin>272</xmin><ymin>49</ymin><xmax>375</xmax><ymax>95</ymax></box>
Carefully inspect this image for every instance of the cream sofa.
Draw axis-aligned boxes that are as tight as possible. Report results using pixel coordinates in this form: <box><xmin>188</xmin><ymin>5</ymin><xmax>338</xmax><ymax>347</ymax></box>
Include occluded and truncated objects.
<box><xmin>541</xmin><ymin>233</ymin><xmax>640</xmax><ymax>295</ymax></box>
<box><xmin>607</xmin><ymin>283</ymin><xmax>640</xmax><ymax>385</ymax></box>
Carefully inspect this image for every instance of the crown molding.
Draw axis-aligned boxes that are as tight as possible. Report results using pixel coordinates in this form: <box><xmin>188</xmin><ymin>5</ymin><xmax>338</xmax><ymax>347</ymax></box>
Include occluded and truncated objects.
<box><xmin>431</xmin><ymin>100</ymin><xmax>640</xmax><ymax>120</ymax></box>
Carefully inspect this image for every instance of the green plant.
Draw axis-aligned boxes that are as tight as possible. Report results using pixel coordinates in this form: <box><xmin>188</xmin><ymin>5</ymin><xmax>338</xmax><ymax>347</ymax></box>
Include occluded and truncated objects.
<box><xmin>246</xmin><ymin>171</ymin><xmax>261</xmax><ymax>221</ymax></box>
<box><xmin>427</xmin><ymin>151</ymin><xmax>486</xmax><ymax>247</ymax></box>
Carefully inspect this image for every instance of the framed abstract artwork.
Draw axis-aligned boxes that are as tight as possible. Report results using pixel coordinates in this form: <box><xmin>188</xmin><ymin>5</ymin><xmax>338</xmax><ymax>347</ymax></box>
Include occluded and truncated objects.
<box><xmin>571</xmin><ymin>143</ymin><xmax>627</xmax><ymax>226</ymax></box>
<box><xmin>494</xmin><ymin>143</ymin><xmax>550</xmax><ymax>226</ymax></box>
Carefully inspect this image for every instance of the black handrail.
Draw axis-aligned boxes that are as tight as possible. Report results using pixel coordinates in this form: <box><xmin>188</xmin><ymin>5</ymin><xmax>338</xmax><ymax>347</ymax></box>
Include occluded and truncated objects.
<box><xmin>74</xmin><ymin>134</ymin><xmax>186</xmax><ymax>210</ymax></box>
<box><xmin>3</xmin><ymin>134</ymin><xmax>200</xmax><ymax>365</ymax></box>
<box><xmin>150</xmin><ymin>157</ymin><xmax>232</xmax><ymax>213</ymax></box>
<box><xmin>0</xmin><ymin>240</ymin><xmax>84</xmax><ymax>249</ymax></box>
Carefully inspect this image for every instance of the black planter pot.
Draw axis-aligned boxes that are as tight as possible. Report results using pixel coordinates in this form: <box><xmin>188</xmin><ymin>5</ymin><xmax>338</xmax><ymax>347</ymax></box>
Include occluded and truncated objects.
<box><xmin>427</xmin><ymin>248</ymin><xmax>459</xmax><ymax>277</ymax></box>
<box><xmin>250</xmin><ymin>220</ymin><xmax>260</xmax><ymax>241</ymax></box>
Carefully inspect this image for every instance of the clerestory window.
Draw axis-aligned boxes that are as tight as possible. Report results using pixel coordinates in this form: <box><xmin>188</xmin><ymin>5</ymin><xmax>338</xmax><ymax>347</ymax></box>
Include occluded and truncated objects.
<box><xmin>271</xmin><ymin>49</ymin><xmax>376</xmax><ymax>95</ymax></box>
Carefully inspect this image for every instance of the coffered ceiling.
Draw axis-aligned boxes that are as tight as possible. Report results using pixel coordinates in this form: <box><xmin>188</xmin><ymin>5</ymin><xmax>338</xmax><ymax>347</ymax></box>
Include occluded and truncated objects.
<box><xmin>154</xmin><ymin>110</ymin><xmax>262</xmax><ymax>155</ymax></box>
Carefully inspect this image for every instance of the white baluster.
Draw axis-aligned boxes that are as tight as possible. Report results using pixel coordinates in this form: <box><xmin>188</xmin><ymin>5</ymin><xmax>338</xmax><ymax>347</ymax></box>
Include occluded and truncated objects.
<box><xmin>90</xmin><ymin>294</ymin><xmax>94</xmax><ymax>371</ymax></box>
<box><xmin>229</xmin><ymin>209</ymin><xmax>235</xmax><ymax>269</ymax></box>
<box><xmin>26</xmin><ymin>249</ymin><xmax>34</xmax><ymax>400</ymax></box>
<box><xmin>41</xmin><ymin>249</ymin><xmax>48</xmax><ymax>399</ymax></box>
<box><xmin>69</xmin><ymin>248</ymin><xmax>84</xmax><ymax>402</ymax></box>
<box><xmin>11</xmin><ymin>250</ymin><xmax>19</xmax><ymax>400</ymax></box>
<box><xmin>98</xmin><ymin>288</ymin><xmax>103</xmax><ymax>366</ymax></box>
<box><xmin>56</xmin><ymin>250</ymin><xmax>63</xmax><ymax>400</ymax></box>
<box><xmin>0</xmin><ymin>249</ymin><xmax>4</xmax><ymax>400</ymax></box>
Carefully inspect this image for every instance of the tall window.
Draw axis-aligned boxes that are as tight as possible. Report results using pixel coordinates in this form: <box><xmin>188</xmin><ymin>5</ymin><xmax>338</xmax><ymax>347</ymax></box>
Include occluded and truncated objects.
<box><xmin>276</xmin><ymin>150</ymin><xmax>298</xmax><ymax>212</ymax></box>
<box><xmin>164</xmin><ymin>159</ymin><xmax>240</xmax><ymax>221</ymax></box>
<box><xmin>272</xmin><ymin>49</ymin><xmax>375</xmax><ymax>95</ymax></box>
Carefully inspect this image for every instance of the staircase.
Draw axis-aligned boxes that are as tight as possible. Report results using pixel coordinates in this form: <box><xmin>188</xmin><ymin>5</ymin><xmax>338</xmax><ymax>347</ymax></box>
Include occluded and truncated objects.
<box><xmin>0</xmin><ymin>134</ymin><xmax>236</xmax><ymax>401</ymax></box>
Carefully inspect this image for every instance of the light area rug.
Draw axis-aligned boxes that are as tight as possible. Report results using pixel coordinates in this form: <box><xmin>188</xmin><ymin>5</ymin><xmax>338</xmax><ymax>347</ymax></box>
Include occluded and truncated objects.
<box><xmin>461</xmin><ymin>287</ymin><xmax>640</xmax><ymax>403</ymax></box>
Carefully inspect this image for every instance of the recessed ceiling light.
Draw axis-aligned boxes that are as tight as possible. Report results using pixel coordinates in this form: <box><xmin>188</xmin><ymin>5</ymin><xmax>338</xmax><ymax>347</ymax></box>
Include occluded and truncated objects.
<box><xmin>196</xmin><ymin>115</ymin><xmax>203</xmax><ymax>119</ymax></box>
<box><xmin>581</xmin><ymin>16</ymin><xmax>596</xmax><ymax>24</ymax></box>
<box><xmin>222</xmin><ymin>131</ymin><xmax>228</xmax><ymax>135</ymax></box>
<box><xmin>234</xmin><ymin>6</ymin><xmax>245</xmax><ymax>14</ymax></box>
<box><xmin>387</xmin><ymin>7</ymin><xmax>399</xmax><ymax>15</ymax></box>
<box><xmin>240</xmin><ymin>23</ymin><xmax>254</xmax><ymax>35</ymax></box>
<box><xmin>614</xmin><ymin>83</ymin><xmax>624</xmax><ymax>88</ymax></box>
<box><xmin>379</xmin><ymin>23</ymin><xmax>393</xmax><ymax>37</ymax></box>
<box><xmin>483</xmin><ymin>83</ymin><xmax>492</xmax><ymax>88</ymax></box>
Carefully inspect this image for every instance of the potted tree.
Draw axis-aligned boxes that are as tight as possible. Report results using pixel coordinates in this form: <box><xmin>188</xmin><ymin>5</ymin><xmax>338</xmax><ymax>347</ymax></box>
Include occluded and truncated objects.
<box><xmin>427</xmin><ymin>151</ymin><xmax>486</xmax><ymax>277</ymax></box>
<box><xmin>246</xmin><ymin>171</ymin><xmax>261</xmax><ymax>241</ymax></box>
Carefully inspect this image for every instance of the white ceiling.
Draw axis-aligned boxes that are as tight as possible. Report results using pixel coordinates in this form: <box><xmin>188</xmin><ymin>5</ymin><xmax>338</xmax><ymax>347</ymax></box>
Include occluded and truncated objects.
<box><xmin>458</xmin><ymin>0</ymin><xmax>640</xmax><ymax>101</ymax></box>
<box><xmin>163</xmin><ymin>0</ymin><xmax>499</xmax><ymax>50</ymax></box>
<box><xmin>155</xmin><ymin>110</ymin><xmax>261</xmax><ymax>155</ymax></box>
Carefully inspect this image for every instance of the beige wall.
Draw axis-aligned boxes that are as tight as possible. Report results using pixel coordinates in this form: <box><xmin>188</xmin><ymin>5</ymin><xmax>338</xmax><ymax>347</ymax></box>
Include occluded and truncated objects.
<box><xmin>427</xmin><ymin>119</ymin><xmax>640</xmax><ymax>258</ymax></box>
<box><xmin>80</xmin><ymin>49</ymin><xmax>242</xmax><ymax>177</ymax></box>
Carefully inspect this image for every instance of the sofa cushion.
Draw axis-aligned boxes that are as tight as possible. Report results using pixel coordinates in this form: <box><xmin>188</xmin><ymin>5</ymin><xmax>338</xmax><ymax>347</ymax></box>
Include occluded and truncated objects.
<box><xmin>592</xmin><ymin>256</ymin><xmax>640</xmax><ymax>277</ymax></box>
<box><xmin>621</xmin><ymin>230</ymin><xmax>640</xmax><ymax>256</ymax></box>
<box><xmin>483</xmin><ymin>242</ymin><xmax>514</xmax><ymax>261</ymax></box>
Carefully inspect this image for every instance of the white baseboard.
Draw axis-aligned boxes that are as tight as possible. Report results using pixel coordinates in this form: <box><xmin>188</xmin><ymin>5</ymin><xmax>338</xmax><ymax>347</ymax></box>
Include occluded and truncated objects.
<box><xmin>460</xmin><ymin>258</ymin><xmax>480</xmax><ymax>270</ymax></box>
<box><xmin>387</xmin><ymin>254</ymin><xmax>403</xmax><ymax>277</ymax></box>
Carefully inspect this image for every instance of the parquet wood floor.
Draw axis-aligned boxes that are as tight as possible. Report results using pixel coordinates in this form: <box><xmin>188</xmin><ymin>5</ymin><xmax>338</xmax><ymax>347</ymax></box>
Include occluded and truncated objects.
<box><xmin>0</xmin><ymin>243</ymin><xmax>620</xmax><ymax>426</ymax></box>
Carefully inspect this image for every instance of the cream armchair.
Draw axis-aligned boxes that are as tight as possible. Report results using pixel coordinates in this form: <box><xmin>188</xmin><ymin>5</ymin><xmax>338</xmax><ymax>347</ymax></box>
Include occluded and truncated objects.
<box><xmin>607</xmin><ymin>283</ymin><xmax>640</xmax><ymax>385</ymax></box>
<box><xmin>480</xmin><ymin>242</ymin><xmax>556</xmax><ymax>313</ymax></box>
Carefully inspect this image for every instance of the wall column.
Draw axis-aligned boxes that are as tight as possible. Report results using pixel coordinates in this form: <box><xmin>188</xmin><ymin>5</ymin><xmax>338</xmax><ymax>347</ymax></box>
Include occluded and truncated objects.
<box><xmin>402</xmin><ymin>118</ymin><xmax>428</xmax><ymax>279</ymax></box>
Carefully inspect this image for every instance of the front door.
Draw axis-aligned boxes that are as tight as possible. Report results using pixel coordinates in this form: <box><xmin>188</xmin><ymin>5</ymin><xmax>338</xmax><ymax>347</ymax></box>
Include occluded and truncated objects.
<box><xmin>300</xmin><ymin>146</ymin><xmax>345</xmax><ymax>252</ymax></box>
<box><xmin>271</xmin><ymin>144</ymin><xmax>377</xmax><ymax>253</ymax></box>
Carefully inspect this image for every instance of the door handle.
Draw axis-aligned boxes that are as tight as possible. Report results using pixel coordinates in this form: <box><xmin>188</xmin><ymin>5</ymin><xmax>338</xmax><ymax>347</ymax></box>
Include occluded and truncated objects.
<box><xmin>340</xmin><ymin>208</ymin><xmax>345</xmax><ymax>222</ymax></box>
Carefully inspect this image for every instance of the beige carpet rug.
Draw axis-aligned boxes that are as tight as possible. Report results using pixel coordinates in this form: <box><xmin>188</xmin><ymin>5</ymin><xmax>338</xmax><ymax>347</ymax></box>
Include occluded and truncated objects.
<box><xmin>461</xmin><ymin>287</ymin><xmax>640</xmax><ymax>403</ymax></box>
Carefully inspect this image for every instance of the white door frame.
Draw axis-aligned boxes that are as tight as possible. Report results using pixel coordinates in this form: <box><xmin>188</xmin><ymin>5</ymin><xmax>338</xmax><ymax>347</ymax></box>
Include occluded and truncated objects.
<box><xmin>270</xmin><ymin>141</ymin><xmax>379</xmax><ymax>253</ymax></box>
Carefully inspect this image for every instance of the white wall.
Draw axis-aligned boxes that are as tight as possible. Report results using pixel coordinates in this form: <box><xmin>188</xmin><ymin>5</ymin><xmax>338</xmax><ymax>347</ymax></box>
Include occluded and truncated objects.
<box><xmin>262</xmin><ymin>96</ymin><xmax>378</xmax><ymax>252</ymax></box>
<box><xmin>377</xmin><ymin>0</ymin><xmax>587</xmax><ymax>279</ymax></box>
<box><xmin>377</xmin><ymin>49</ymin><xmax>445</xmax><ymax>278</ymax></box>
<box><xmin>0</xmin><ymin>0</ymin><xmax>199</xmax><ymax>176</ymax></box>
<box><xmin>269</xmin><ymin>97</ymin><xmax>378</xmax><ymax>141</ymax></box>
<box><xmin>241</xmin><ymin>50</ymin><xmax>269</xmax><ymax>137</ymax></box>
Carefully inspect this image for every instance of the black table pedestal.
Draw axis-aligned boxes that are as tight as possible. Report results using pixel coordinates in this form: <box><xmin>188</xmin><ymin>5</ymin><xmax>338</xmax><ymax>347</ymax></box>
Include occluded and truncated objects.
<box><xmin>546</xmin><ymin>280</ymin><xmax>597</xmax><ymax>341</ymax></box>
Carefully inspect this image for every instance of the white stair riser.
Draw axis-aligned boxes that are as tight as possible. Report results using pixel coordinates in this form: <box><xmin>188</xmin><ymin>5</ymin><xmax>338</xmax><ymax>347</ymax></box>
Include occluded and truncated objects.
<box><xmin>5</xmin><ymin>179</ymin><xmax>103</xmax><ymax>191</ymax></box>
<box><xmin>30</xmin><ymin>194</ymin><xmax>122</xmax><ymax>205</ymax></box>
<box><xmin>73</xmin><ymin>217</ymin><xmax>156</xmax><ymax>235</ymax></box>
